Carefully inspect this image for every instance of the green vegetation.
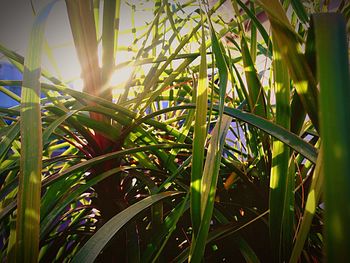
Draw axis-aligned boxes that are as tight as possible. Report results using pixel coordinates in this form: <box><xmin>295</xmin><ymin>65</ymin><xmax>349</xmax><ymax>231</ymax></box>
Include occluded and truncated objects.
<box><xmin>0</xmin><ymin>0</ymin><xmax>349</xmax><ymax>262</ymax></box>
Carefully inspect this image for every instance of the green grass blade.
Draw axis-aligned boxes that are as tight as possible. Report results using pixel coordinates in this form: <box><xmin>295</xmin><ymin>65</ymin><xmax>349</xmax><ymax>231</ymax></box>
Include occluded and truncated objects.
<box><xmin>142</xmin><ymin>192</ymin><xmax>189</xmax><ymax>262</ymax></box>
<box><xmin>0</xmin><ymin>43</ymin><xmax>67</xmax><ymax>87</ymax></box>
<box><xmin>188</xmin><ymin>13</ymin><xmax>231</xmax><ymax>260</ymax></box>
<box><xmin>314</xmin><ymin>13</ymin><xmax>350</xmax><ymax>262</ymax></box>
<box><xmin>190</xmin><ymin>8</ymin><xmax>208</xmax><ymax>236</ymax></box>
<box><xmin>71</xmin><ymin>191</ymin><xmax>183</xmax><ymax>263</ymax></box>
<box><xmin>232</xmin><ymin>0</ymin><xmax>266</xmax><ymax>118</ymax></box>
<box><xmin>42</xmin><ymin>39</ymin><xmax>63</xmax><ymax>80</ymax></box>
<box><xmin>240</xmin><ymin>35</ymin><xmax>266</xmax><ymax>117</ymax></box>
<box><xmin>249</xmin><ymin>2</ymin><xmax>257</xmax><ymax>63</ymax></box>
<box><xmin>40</xmin><ymin>166</ymin><xmax>139</xmax><ymax>239</ymax></box>
<box><xmin>99</xmin><ymin>101</ymin><xmax>318</xmax><ymax>164</ymax></box>
<box><xmin>257</xmin><ymin>0</ymin><xmax>319</xmax><ymax>131</ymax></box>
<box><xmin>235</xmin><ymin>237</ymin><xmax>261</xmax><ymax>263</ymax></box>
<box><xmin>164</xmin><ymin>0</ymin><xmax>181</xmax><ymax>42</ymax></box>
<box><xmin>0</xmin><ymin>86</ymin><xmax>21</xmax><ymax>103</ymax></box>
<box><xmin>290</xmin><ymin>90</ymin><xmax>306</xmax><ymax>135</ymax></box>
<box><xmin>0</xmin><ymin>82</ymin><xmax>317</xmax><ymax>165</ymax></box>
<box><xmin>200</xmin><ymin>115</ymin><xmax>232</xmax><ymax>217</ymax></box>
<box><xmin>0</xmin><ymin>122</ymin><xmax>20</xmax><ymax>162</ymax></box>
<box><xmin>140</xmin><ymin>57</ymin><xmax>196</xmax><ymax>112</ymax></box>
<box><xmin>42</xmin><ymin>106</ymin><xmax>85</xmax><ymax>145</ymax></box>
<box><xmin>235</xmin><ymin>0</ymin><xmax>272</xmax><ymax>56</ymax></box>
<box><xmin>208</xmin><ymin>14</ymin><xmax>228</xmax><ymax>120</ymax></box>
<box><xmin>14</xmin><ymin>1</ymin><xmax>57</xmax><ymax>262</ymax></box>
<box><xmin>189</xmin><ymin>116</ymin><xmax>232</xmax><ymax>262</ymax></box>
<box><xmin>142</xmin><ymin>0</ymin><xmax>225</xmax><ymax>95</ymax></box>
<box><xmin>290</xmin><ymin>0</ymin><xmax>309</xmax><ymax>24</ymax></box>
<box><xmin>269</xmin><ymin>34</ymin><xmax>292</xmax><ymax>262</ymax></box>
<box><xmin>114</xmin><ymin>0</ymin><xmax>121</xmax><ymax>56</ymax></box>
<box><xmin>177</xmin><ymin>209</ymin><xmax>269</xmax><ymax>263</ymax></box>
<box><xmin>43</xmin><ymin>143</ymin><xmax>191</xmax><ymax>187</ymax></box>
<box><xmin>220</xmin><ymin>105</ymin><xmax>317</xmax><ymax>164</ymax></box>
<box><xmin>289</xmin><ymin>147</ymin><xmax>323</xmax><ymax>263</ymax></box>
<box><xmin>0</xmin><ymin>145</ymin><xmax>189</xmax><ymax>223</ymax></box>
<box><xmin>93</xmin><ymin>0</ymin><xmax>100</xmax><ymax>37</ymax></box>
<box><xmin>114</xmin><ymin>100</ymin><xmax>317</xmax><ymax>165</ymax></box>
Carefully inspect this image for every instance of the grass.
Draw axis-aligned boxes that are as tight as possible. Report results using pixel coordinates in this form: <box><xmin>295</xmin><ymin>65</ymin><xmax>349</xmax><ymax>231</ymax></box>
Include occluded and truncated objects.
<box><xmin>0</xmin><ymin>0</ymin><xmax>349</xmax><ymax>262</ymax></box>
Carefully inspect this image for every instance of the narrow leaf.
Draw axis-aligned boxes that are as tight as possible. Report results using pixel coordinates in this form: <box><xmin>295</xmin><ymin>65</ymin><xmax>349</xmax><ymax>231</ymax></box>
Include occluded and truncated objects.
<box><xmin>190</xmin><ymin>8</ymin><xmax>208</xmax><ymax>236</ymax></box>
<box><xmin>72</xmin><ymin>192</ymin><xmax>183</xmax><ymax>263</ymax></box>
<box><xmin>314</xmin><ymin>13</ymin><xmax>350</xmax><ymax>263</ymax></box>
<box><xmin>15</xmin><ymin>1</ymin><xmax>57</xmax><ymax>262</ymax></box>
<box><xmin>289</xmin><ymin>147</ymin><xmax>323</xmax><ymax>263</ymax></box>
<box><xmin>269</xmin><ymin>33</ymin><xmax>292</xmax><ymax>262</ymax></box>
<box><xmin>257</xmin><ymin>0</ymin><xmax>319</xmax><ymax>131</ymax></box>
<box><xmin>189</xmin><ymin>116</ymin><xmax>232</xmax><ymax>262</ymax></box>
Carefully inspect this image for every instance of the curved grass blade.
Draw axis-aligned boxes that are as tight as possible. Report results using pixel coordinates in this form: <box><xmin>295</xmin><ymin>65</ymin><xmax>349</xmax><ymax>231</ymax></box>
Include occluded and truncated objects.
<box><xmin>97</xmin><ymin>102</ymin><xmax>317</xmax><ymax>164</ymax></box>
<box><xmin>0</xmin><ymin>104</ymin><xmax>318</xmax><ymax>227</ymax></box>
<box><xmin>124</xmin><ymin>102</ymin><xmax>317</xmax><ymax>165</ymax></box>
<box><xmin>0</xmin><ymin>144</ymin><xmax>191</xmax><ymax>223</ymax></box>
<box><xmin>40</xmin><ymin>166</ymin><xmax>140</xmax><ymax>239</ymax></box>
<box><xmin>42</xmin><ymin>143</ymin><xmax>191</xmax><ymax>188</ymax></box>
<box><xmin>42</xmin><ymin>106</ymin><xmax>85</xmax><ymax>145</ymax></box>
<box><xmin>220</xmin><ymin>105</ymin><xmax>317</xmax><ymax>163</ymax></box>
<box><xmin>14</xmin><ymin>1</ymin><xmax>58</xmax><ymax>262</ymax></box>
<box><xmin>71</xmin><ymin>191</ymin><xmax>183</xmax><ymax>263</ymax></box>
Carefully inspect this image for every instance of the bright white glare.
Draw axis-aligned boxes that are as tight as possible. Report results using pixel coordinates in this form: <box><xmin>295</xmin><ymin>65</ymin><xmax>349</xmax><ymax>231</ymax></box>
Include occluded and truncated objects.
<box><xmin>109</xmin><ymin>65</ymin><xmax>134</xmax><ymax>95</ymax></box>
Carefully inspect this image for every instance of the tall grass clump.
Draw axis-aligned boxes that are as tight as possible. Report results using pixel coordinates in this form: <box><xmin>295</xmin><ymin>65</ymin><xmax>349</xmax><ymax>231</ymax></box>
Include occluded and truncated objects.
<box><xmin>0</xmin><ymin>0</ymin><xmax>349</xmax><ymax>262</ymax></box>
